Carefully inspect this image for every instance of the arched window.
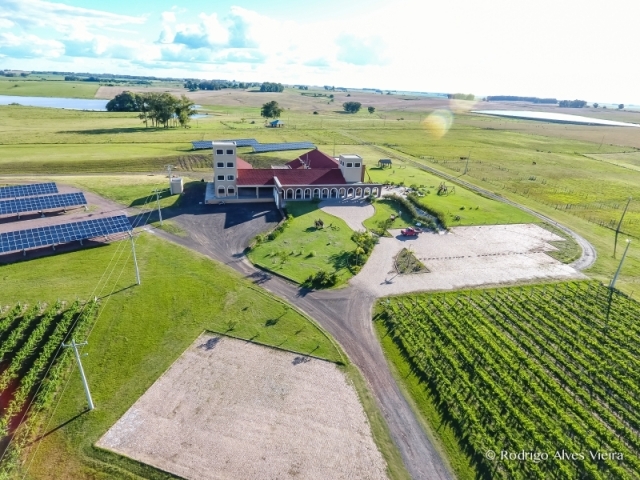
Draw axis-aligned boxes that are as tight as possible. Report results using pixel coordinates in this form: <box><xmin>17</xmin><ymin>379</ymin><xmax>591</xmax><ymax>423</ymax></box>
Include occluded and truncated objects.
<box><xmin>218</xmin><ymin>187</ymin><xmax>226</xmax><ymax>197</ymax></box>
<box><xmin>227</xmin><ymin>187</ymin><xmax>235</xmax><ymax>196</ymax></box>
<box><xmin>347</xmin><ymin>188</ymin><xmax>354</xmax><ymax>198</ymax></box>
<box><xmin>313</xmin><ymin>188</ymin><xmax>320</xmax><ymax>198</ymax></box>
<box><xmin>286</xmin><ymin>189</ymin><xmax>294</xmax><ymax>199</ymax></box>
<box><xmin>364</xmin><ymin>187</ymin><xmax>371</xmax><ymax>196</ymax></box>
<box><xmin>372</xmin><ymin>187</ymin><xmax>379</xmax><ymax>196</ymax></box>
<box><xmin>339</xmin><ymin>188</ymin><xmax>346</xmax><ymax>198</ymax></box>
<box><xmin>295</xmin><ymin>188</ymin><xmax>303</xmax><ymax>199</ymax></box>
<box><xmin>355</xmin><ymin>187</ymin><xmax>363</xmax><ymax>197</ymax></box>
<box><xmin>304</xmin><ymin>189</ymin><xmax>311</xmax><ymax>199</ymax></box>
<box><xmin>322</xmin><ymin>188</ymin><xmax>329</xmax><ymax>199</ymax></box>
<box><xmin>330</xmin><ymin>188</ymin><xmax>338</xmax><ymax>198</ymax></box>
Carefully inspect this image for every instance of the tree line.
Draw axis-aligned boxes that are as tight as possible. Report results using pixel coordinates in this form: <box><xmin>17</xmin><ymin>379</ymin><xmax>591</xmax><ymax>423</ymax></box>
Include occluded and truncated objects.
<box><xmin>259</xmin><ymin>82</ymin><xmax>284</xmax><ymax>92</ymax></box>
<box><xmin>106</xmin><ymin>91</ymin><xmax>197</xmax><ymax>128</ymax></box>
<box><xmin>486</xmin><ymin>96</ymin><xmax>558</xmax><ymax>104</ymax></box>
<box><xmin>558</xmin><ymin>99</ymin><xmax>587</xmax><ymax>108</ymax></box>
<box><xmin>184</xmin><ymin>79</ymin><xmax>257</xmax><ymax>91</ymax></box>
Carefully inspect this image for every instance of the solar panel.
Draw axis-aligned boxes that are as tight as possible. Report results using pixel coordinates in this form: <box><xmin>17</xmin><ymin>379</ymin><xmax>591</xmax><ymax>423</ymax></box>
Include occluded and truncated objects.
<box><xmin>192</xmin><ymin>139</ymin><xmax>260</xmax><ymax>149</ymax></box>
<box><xmin>192</xmin><ymin>140</ymin><xmax>213</xmax><ymax>150</ymax></box>
<box><xmin>0</xmin><ymin>193</ymin><xmax>87</xmax><ymax>216</ymax></box>
<box><xmin>0</xmin><ymin>215</ymin><xmax>131</xmax><ymax>254</ymax></box>
<box><xmin>0</xmin><ymin>183</ymin><xmax>58</xmax><ymax>199</ymax></box>
<box><xmin>252</xmin><ymin>142</ymin><xmax>316</xmax><ymax>153</ymax></box>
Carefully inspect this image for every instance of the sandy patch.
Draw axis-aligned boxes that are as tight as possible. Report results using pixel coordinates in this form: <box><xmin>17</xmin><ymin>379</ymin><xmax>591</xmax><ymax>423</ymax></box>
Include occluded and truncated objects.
<box><xmin>319</xmin><ymin>199</ymin><xmax>374</xmax><ymax>232</ymax></box>
<box><xmin>97</xmin><ymin>334</ymin><xmax>387</xmax><ymax>480</ymax></box>
<box><xmin>351</xmin><ymin>224</ymin><xmax>586</xmax><ymax>296</ymax></box>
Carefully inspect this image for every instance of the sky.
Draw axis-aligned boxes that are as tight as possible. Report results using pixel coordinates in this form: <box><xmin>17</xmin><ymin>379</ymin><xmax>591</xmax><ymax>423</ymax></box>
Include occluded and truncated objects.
<box><xmin>0</xmin><ymin>0</ymin><xmax>638</xmax><ymax>104</ymax></box>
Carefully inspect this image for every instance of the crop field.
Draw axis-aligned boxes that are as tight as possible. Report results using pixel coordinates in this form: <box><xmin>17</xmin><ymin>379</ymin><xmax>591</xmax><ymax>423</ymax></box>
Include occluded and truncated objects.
<box><xmin>376</xmin><ymin>281</ymin><xmax>640</xmax><ymax>479</ymax></box>
<box><xmin>0</xmin><ymin>301</ymin><xmax>96</xmax><ymax>474</ymax></box>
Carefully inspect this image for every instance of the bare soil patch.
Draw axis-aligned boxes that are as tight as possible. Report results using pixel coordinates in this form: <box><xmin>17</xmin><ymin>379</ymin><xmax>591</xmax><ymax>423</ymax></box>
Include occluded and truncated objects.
<box><xmin>351</xmin><ymin>224</ymin><xmax>586</xmax><ymax>296</ymax></box>
<box><xmin>97</xmin><ymin>334</ymin><xmax>387</xmax><ymax>480</ymax></box>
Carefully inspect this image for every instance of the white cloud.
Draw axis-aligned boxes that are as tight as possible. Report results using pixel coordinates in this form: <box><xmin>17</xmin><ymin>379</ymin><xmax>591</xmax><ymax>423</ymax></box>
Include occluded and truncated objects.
<box><xmin>0</xmin><ymin>0</ymin><xmax>145</xmax><ymax>33</ymax></box>
<box><xmin>0</xmin><ymin>32</ymin><xmax>64</xmax><ymax>58</ymax></box>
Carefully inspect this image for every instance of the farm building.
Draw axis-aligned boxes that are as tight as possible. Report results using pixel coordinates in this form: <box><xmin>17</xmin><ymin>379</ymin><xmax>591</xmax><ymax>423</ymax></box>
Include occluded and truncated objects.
<box><xmin>205</xmin><ymin>142</ymin><xmax>382</xmax><ymax>207</ymax></box>
<box><xmin>269</xmin><ymin>119</ymin><xmax>285</xmax><ymax>128</ymax></box>
<box><xmin>378</xmin><ymin>158</ymin><xmax>392</xmax><ymax>168</ymax></box>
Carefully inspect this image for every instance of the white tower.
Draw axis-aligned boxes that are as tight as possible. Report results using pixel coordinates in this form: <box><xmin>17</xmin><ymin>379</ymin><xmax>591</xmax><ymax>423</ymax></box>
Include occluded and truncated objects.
<box><xmin>338</xmin><ymin>154</ymin><xmax>364</xmax><ymax>183</ymax></box>
<box><xmin>213</xmin><ymin>142</ymin><xmax>238</xmax><ymax>198</ymax></box>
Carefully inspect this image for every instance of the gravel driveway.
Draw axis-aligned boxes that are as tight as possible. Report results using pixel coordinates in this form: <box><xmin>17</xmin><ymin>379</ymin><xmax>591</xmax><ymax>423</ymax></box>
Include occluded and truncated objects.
<box><xmin>319</xmin><ymin>198</ymin><xmax>374</xmax><ymax>232</ymax></box>
<box><xmin>352</xmin><ymin>224</ymin><xmax>586</xmax><ymax>296</ymax></box>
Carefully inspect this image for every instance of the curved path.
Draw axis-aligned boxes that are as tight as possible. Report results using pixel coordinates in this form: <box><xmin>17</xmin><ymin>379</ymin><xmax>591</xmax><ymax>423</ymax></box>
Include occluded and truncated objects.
<box><xmin>340</xmin><ymin>131</ymin><xmax>597</xmax><ymax>271</ymax></box>
<box><xmin>150</xmin><ymin>203</ymin><xmax>453</xmax><ymax>480</ymax></box>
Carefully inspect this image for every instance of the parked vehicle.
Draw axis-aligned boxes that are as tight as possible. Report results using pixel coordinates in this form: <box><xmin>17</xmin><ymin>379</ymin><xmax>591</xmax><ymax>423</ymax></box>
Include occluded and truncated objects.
<box><xmin>401</xmin><ymin>227</ymin><xmax>422</xmax><ymax>236</ymax></box>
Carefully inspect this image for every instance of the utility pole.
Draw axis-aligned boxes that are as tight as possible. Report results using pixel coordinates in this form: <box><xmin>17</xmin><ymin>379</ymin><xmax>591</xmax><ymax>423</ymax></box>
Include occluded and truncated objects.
<box><xmin>153</xmin><ymin>189</ymin><xmax>163</xmax><ymax>226</ymax></box>
<box><xmin>62</xmin><ymin>339</ymin><xmax>94</xmax><ymax>411</ymax></box>
<box><xmin>165</xmin><ymin>164</ymin><xmax>175</xmax><ymax>177</ymax></box>
<box><xmin>129</xmin><ymin>232</ymin><xmax>141</xmax><ymax>285</ymax></box>
<box><xmin>610</xmin><ymin>239</ymin><xmax>631</xmax><ymax>290</ymax></box>
<box><xmin>614</xmin><ymin>197</ymin><xmax>632</xmax><ymax>258</ymax></box>
<box><xmin>464</xmin><ymin>151</ymin><xmax>471</xmax><ymax>175</ymax></box>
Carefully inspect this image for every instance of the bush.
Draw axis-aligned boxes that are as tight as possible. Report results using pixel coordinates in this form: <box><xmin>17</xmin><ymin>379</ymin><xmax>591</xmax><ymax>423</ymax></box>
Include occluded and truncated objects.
<box><xmin>387</xmin><ymin>194</ymin><xmax>439</xmax><ymax>229</ymax></box>
<box><xmin>303</xmin><ymin>270</ymin><xmax>338</xmax><ymax>289</ymax></box>
<box><xmin>405</xmin><ymin>193</ymin><xmax>448</xmax><ymax>228</ymax></box>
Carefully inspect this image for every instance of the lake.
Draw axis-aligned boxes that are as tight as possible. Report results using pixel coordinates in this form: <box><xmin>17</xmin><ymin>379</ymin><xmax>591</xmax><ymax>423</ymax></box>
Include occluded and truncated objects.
<box><xmin>0</xmin><ymin>95</ymin><xmax>109</xmax><ymax>110</ymax></box>
<box><xmin>472</xmin><ymin>110</ymin><xmax>640</xmax><ymax>128</ymax></box>
<box><xmin>0</xmin><ymin>95</ymin><xmax>209</xmax><ymax>118</ymax></box>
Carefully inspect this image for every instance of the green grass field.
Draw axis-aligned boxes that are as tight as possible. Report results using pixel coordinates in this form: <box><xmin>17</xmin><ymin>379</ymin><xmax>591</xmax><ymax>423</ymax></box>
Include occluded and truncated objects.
<box><xmin>363</xmin><ymin>198</ymin><xmax>414</xmax><ymax>234</ymax></box>
<box><xmin>0</xmin><ymin>79</ymin><xmax>100</xmax><ymax>99</ymax></box>
<box><xmin>247</xmin><ymin>202</ymin><xmax>357</xmax><ymax>286</ymax></box>
<box><xmin>0</xmin><ymin>233</ymin><xmax>408</xmax><ymax>479</ymax></box>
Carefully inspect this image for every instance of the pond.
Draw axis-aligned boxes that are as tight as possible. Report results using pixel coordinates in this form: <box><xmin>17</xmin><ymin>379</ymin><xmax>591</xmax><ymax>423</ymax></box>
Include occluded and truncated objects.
<box><xmin>0</xmin><ymin>95</ymin><xmax>109</xmax><ymax>110</ymax></box>
<box><xmin>472</xmin><ymin>110</ymin><xmax>640</xmax><ymax>128</ymax></box>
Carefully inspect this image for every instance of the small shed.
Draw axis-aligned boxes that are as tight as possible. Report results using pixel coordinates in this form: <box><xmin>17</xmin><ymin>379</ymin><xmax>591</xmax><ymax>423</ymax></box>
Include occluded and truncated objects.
<box><xmin>269</xmin><ymin>119</ymin><xmax>285</xmax><ymax>128</ymax></box>
<box><xmin>378</xmin><ymin>158</ymin><xmax>392</xmax><ymax>168</ymax></box>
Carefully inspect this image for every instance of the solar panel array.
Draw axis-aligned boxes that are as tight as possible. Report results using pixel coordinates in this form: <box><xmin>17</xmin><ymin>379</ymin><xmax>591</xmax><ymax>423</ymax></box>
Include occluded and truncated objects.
<box><xmin>192</xmin><ymin>138</ymin><xmax>260</xmax><ymax>150</ymax></box>
<box><xmin>0</xmin><ymin>193</ymin><xmax>87</xmax><ymax>216</ymax></box>
<box><xmin>0</xmin><ymin>215</ymin><xmax>131</xmax><ymax>254</ymax></box>
<box><xmin>192</xmin><ymin>140</ymin><xmax>213</xmax><ymax>150</ymax></box>
<box><xmin>252</xmin><ymin>142</ymin><xmax>316</xmax><ymax>153</ymax></box>
<box><xmin>0</xmin><ymin>183</ymin><xmax>58</xmax><ymax>199</ymax></box>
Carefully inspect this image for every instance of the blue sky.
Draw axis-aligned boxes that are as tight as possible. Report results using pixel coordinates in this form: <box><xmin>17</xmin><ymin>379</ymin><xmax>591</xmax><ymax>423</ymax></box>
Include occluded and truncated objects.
<box><xmin>0</xmin><ymin>0</ymin><xmax>638</xmax><ymax>104</ymax></box>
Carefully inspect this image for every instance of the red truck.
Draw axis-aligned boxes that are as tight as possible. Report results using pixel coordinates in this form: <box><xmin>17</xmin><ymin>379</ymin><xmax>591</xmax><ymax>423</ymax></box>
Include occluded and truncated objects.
<box><xmin>401</xmin><ymin>227</ymin><xmax>422</xmax><ymax>236</ymax></box>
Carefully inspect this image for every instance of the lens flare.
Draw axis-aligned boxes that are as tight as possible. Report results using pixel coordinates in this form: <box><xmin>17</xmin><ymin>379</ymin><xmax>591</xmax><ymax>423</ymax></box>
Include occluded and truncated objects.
<box><xmin>422</xmin><ymin>109</ymin><xmax>453</xmax><ymax>139</ymax></box>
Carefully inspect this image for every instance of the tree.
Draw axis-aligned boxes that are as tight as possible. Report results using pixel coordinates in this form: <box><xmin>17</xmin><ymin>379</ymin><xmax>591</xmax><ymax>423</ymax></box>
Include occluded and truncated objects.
<box><xmin>175</xmin><ymin>94</ymin><xmax>197</xmax><ymax>128</ymax></box>
<box><xmin>106</xmin><ymin>91</ymin><xmax>140</xmax><ymax>112</ymax></box>
<box><xmin>368</xmin><ymin>106</ymin><xmax>375</xmax><ymax>114</ymax></box>
<box><xmin>618</xmin><ymin>104</ymin><xmax>624</xmax><ymax>109</ymax></box>
<box><xmin>343</xmin><ymin>102</ymin><xmax>362</xmax><ymax>113</ymax></box>
<box><xmin>261</xmin><ymin>101</ymin><xmax>284</xmax><ymax>119</ymax></box>
<box><xmin>593</xmin><ymin>103</ymin><xmax>599</xmax><ymax>108</ymax></box>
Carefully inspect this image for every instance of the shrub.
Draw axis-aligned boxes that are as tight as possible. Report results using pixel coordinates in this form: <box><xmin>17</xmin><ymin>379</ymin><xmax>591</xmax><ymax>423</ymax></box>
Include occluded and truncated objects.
<box><xmin>303</xmin><ymin>270</ymin><xmax>338</xmax><ymax>289</ymax></box>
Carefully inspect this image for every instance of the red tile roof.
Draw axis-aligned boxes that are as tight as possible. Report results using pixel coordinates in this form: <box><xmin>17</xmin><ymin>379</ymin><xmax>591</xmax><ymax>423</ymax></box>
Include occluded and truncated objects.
<box><xmin>237</xmin><ymin>168</ymin><xmax>346</xmax><ymax>186</ymax></box>
<box><xmin>236</xmin><ymin>157</ymin><xmax>253</xmax><ymax>169</ymax></box>
<box><xmin>286</xmin><ymin>149</ymin><xmax>339</xmax><ymax>169</ymax></box>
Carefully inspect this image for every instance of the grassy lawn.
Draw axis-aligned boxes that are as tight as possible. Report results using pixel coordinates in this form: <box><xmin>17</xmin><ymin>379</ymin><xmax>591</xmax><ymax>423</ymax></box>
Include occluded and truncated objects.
<box><xmin>363</xmin><ymin>198</ymin><xmax>414</xmax><ymax>234</ymax></box>
<box><xmin>247</xmin><ymin>202</ymin><xmax>357</xmax><ymax>285</ymax></box>
<box><xmin>5</xmin><ymin>233</ymin><xmax>347</xmax><ymax>478</ymax></box>
<box><xmin>0</xmin><ymin>79</ymin><xmax>100</xmax><ymax>99</ymax></box>
<box><xmin>365</xmin><ymin>164</ymin><xmax>536</xmax><ymax>226</ymax></box>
